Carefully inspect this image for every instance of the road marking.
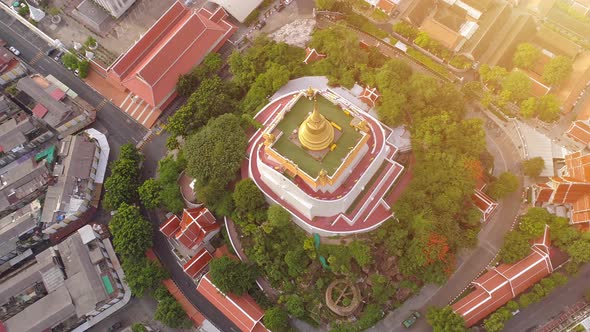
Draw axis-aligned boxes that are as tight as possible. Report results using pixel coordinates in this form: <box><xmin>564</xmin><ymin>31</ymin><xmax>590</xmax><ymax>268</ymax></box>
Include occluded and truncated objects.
<box><xmin>30</xmin><ymin>52</ymin><xmax>43</xmax><ymax>65</ymax></box>
<box><xmin>488</xmin><ymin>134</ymin><xmax>509</xmax><ymax>172</ymax></box>
<box><xmin>95</xmin><ymin>99</ymin><xmax>108</xmax><ymax>111</ymax></box>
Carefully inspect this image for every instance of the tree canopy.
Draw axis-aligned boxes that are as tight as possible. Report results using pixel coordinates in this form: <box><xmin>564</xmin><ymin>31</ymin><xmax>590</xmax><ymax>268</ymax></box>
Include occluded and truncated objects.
<box><xmin>513</xmin><ymin>43</ymin><xmax>541</xmax><ymax>69</ymax></box>
<box><xmin>487</xmin><ymin>172</ymin><xmax>519</xmax><ymax>199</ymax></box>
<box><xmin>263</xmin><ymin>307</ymin><xmax>290</xmax><ymax>332</ymax></box>
<box><xmin>500</xmin><ymin>70</ymin><xmax>532</xmax><ymax>103</ymax></box>
<box><xmin>209</xmin><ymin>256</ymin><xmax>258</xmax><ymax>295</ymax></box>
<box><xmin>499</xmin><ymin>230</ymin><xmax>531</xmax><ymax>263</ymax></box>
<box><xmin>122</xmin><ymin>257</ymin><xmax>168</xmax><ymax>297</ymax></box>
<box><xmin>543</xmin><ymin>55</ymin><xmax>573</xmax><ymax>86</ymax></box>
<box><xmin>522</xmin><ymin>157</ymin><xmax>545</xmax><ymax>177</ymax></box>
<box><xmin>109</xmin><ymin>203</ymin><xmax>153</xmax><ymax>261</ymax></box>
<box><xmin>183</xmin><ymin>114</ymin><xmax>247</xmax><ymax>189</ymax></box>
<box><xmin>103</xmin><ymin>144</ymin><xmax>143</xmax><ymax>211</ymax></box>
<box><xmin>426</xmin><ymin>306</ymin><xmax>467</xmax><ymax>332</ymax></box>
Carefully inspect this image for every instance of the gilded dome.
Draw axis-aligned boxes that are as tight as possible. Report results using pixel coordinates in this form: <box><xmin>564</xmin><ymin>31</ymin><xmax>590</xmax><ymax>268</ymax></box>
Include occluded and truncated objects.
<box><xmin>298</xmin><ymin>98</ymin><xmax>335</xmax><ymax>151</ymax></box>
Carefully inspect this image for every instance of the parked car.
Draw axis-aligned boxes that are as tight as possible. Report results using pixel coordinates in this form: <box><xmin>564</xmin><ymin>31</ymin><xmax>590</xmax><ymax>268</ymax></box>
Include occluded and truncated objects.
<box><xmin>45</xmin><ymin>48</ymin><xmax>56</xmax><ymax>56</ymax></box>
<box><xmin>53</xmin><ymin>51</ymin><xmax>64</xmax><ymax>61</ymax></box>
<box><xmin>8</xmin><ymin>46</ymin><xmax>20</xmax><ymax>56</ymax></box>
<box><xmin>74</xmin><ymin>68</ymin><xmax>80</xmax><ymax>77</ymax></box>
<box><xmin>255</xmin><ymin>20</ymin><xmax>266</xmax><ymax>30</ymax></box>
<box><xmin>275</xmin><ymin>3</ymin><xmax>285</xmax><ymax>12</ymax></box>
<box><xmin>392</xmin><ymin>10</ymin><xmax>400</xmax><ymax>18</ymax></box>
<box><xmin>402</xmin><ymin>311</ymin><xmax>421</xmax><ymax>328</ymax></box>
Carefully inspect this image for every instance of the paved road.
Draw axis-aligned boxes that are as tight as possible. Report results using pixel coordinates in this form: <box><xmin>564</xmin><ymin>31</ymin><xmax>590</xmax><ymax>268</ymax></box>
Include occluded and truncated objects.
<box><xmin>503</xmin><ymin>264</ymin><xmax>590</xmax><ymax>331</ymax></box>
<box><xmin>0</xmin><ymin>8</ymin><xmax>146</xmax><ymax>154</ymax></box>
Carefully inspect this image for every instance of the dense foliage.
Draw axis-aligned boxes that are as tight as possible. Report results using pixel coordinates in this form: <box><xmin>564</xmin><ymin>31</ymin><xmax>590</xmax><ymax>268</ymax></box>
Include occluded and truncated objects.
<box><xmin>103</xmin><ymin>144</ymin><xmax>143</xmax><ymax>210</ymax></box>
<box><xmin>153</xmin><ymin>286</ymin><xmax>193</xmax><ymax>328</ymax></box>
<box><xmin>122</xmin><ymin>257</ymin><xmax>168</xmax><ymax>297</ymax></box>
<box><xmin>209</xmin><ymin>256</ymin><xmax>258</xmax><ymax>295</ymax></box>
<box><xmin>109</xmin><ymin>203</ymin><xmax>153</xmax><ymax>261</ymax></box>
<box><xmin>426</xmin><ymin>306</ymin><xmax>467</xmax><ymax>332</ymax></box>
<box><xmin>139</xmin><ymin>156</ymin><xmax>185</xmax><ymax>213</ymax></box>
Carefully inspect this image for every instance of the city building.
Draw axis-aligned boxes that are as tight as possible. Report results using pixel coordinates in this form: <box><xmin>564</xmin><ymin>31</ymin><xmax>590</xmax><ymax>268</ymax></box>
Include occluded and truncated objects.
<box><xmin>0</xmin><ymin>200</ymin><xmax>43</xmax><ymax>275</ymax></box>
<box><xmin>452</xmin><ymin>226</ymin><xmax>566</xmax><ymax>326</ymax></box>
<box><xmin>209</xmin><ymin>0</ymin><xmax>262</xmax><ymax>22</ymax></box>
<box><xmin>197</xmin><ymin>273</ymin><xmax>267</xmax><ymax>332</ymax></box>
<box><xmin>0</xmin><ymin>44</ymin><xmax>27</xmax><ymax>85</ymax></box>
<box><xmin>0</xmin><ymin>225</ymin><xmax>127</xmax><ymax>332</ymax></box>
<box><xmin>0</xmin><ymin>157</ymin><xmax>52</xmax><ymax>217</ymax></box>
<box><xmin>41</xmin><ymin>130</ymin><xmax>110</xmax><ymax>239</ymax></box>
<box><xmin>419</xmin><ymin>2</ymin><xmax>480</xmax><ymax>51</ymax></box>
<box><xmin>93</xmin><ymin>0</ymin><xmax>136</xmax><ymax>18</ymax></box>
<box><xmin>160</xmin><ymin>207</ymin><xmax>220</xmax><ymax>279</ymax></box>
<box><xmin>106</xmin><ymin>1</ymin><xmax>236</xmax><ymax>128</ymax></box>
<box><xmin>247</xmin><ymin>86</ymin><xmax>405</xmax><ymax>236</ymax></box>
<box><xmin>0</xmin><ymin>99</ymin><xmax>55</xmax><ymax>168</ymax></box>
<box><xmin>16</xmin><ymin>74</ymin><xmax>96</xmax><ymax>137</ymax></box>
<box><xmin>532</xmin><ymin>151</ymin><xmax>590</xmax><ymax>227</ymax></box>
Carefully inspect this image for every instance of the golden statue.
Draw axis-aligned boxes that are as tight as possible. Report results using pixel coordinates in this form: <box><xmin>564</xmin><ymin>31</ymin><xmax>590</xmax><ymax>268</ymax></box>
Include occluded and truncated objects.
<box><xmin>298</xmin><ymin>98</ymin><xmax>335</xmax><ymax>151</ymax></box>
<box><xmin>318</xmin><ymin>169</ymin><xmax>329</xmax><ymax>186</ymax></box>
<box><xmin>263</xmin><ymin>132</ymin><xmax>275</xmax><ymax>146</ymax></box>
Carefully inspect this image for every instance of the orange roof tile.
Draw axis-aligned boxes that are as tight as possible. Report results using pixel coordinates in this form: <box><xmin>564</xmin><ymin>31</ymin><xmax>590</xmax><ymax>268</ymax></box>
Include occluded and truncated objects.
<box><xmin>452</xmin><ymin>227</ymin><xmax>553</xmax><ymax>326</ymax></box>
<box><xmin>197</xmin><ymin>274</ymin><xmax>266</xmax><ymax>332</ymax></box>
<box><xmin>108</xmin><ymin>1</ymin><xmax>236</xmax><ymax>108</ymax></box>
<box><xmin>183</xmin><ymin>248</ymin><xmax>213</xmax><ymax>278</ymax></box>
<box><xmin>567</xmin><ymin>121</ymin><xmax>590</xmax><ymax>145</ymax></box>
<box><xmin>173</xmin><ymin>207</ymin><xmax>221</xmax><ymax>250</ymax></box>
<box><xmin>377</xmin><ymin>0</ymin><xmax>396</xmax><ymax>14</ymax></box>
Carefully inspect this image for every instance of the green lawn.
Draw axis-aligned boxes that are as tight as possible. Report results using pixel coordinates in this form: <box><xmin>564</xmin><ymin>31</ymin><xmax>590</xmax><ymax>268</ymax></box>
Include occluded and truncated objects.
<box><xmin>272</xmin><ymin>95</ymin><xmax>362</xmax><ymax>177</ymax></box>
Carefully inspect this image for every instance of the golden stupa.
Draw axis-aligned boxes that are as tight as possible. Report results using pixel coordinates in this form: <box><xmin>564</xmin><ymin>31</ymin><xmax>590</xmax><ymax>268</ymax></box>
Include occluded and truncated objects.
<box><xmin>298</xmin><ymin>98</ymin><xmax>335</xmax><ymax>151</ymax></box>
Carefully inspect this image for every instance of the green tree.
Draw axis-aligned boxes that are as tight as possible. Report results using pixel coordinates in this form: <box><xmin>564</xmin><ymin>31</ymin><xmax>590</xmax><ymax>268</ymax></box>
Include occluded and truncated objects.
<box><xmin>233</xmin><ymin>179</ymin><xmax>267</xmax><ymax>221</ymax></box>
<box><xmin>61</xmin><ymin>53</ymin><xmax>79</xmax><ymax>70</ymax></box>
<box><xmin>103</xmin><ymin>144</ymin><xmax>142</xmax><ymax>210</ymax></box>
<box><xmin>369</xmin><ymin>273</ymin><xmax>396</xmax><ymax>304</ymax></box>
<box><xmin>349</xmin><ymin>240</ymin><xmax>372</xmax><ymax>267</ymax></box>
<box><xmin>393</xmin><ymin>21</ymin><xmax>419</xmax><ymax>40</ymax></box>
<box><xmin>461</xmin><ymin>81</ymin><xmax>483</xmax><ymax>101</ymax></box>
<box><xmin>513</xmin><ymin>43</ymin><xmax>541</xmax><ymax>69</ymax></box>
<box><xmin>499</xmin><ymin>231</ymin><xmax>531</xmax><ymax>263</ymax></box>
<box><xmin>184</xmin><ymin>114</ymin><xmax>247</xmax><ymax>189</ymax></box>
<box><xmin>131</xmin><ymin>324</ymin><xmax>148</xmax><ymax>332</ymax></box>
<box><xmin>520</xmin><ymin>97</ymin><xmax>538</xmax><ymax>118</ymax></box>
<box><xmin>286</xmin><ymin>295</ymin><xmax>306</xmax><ymax>318</ymax></box>
<box><xmin>242</xmin><ymin>63</ymin><xmax>291</xmax><ymax>114</ymax></box>
<box><xmin>160</xmin><ymin>184</ymin><xmax>185</xmax><ymax>214</ymax></box>
<box><xmin>519</xmin><ymin>207</ymin><xmax>551</xmax><ymax>238</ymax></box>
<box><xmin>109</xmin><ymin>203</ymin><xmax>153</xmax><ymax>261</ymax></box>
<box><xmin>122</xmin><ymin>257</ymin><xmax>168</xmax><ymax>297</ymax></box>
<box><xmin>138</xmin><ymin>179</ymin><xmax>161</xmax><ymax>209</ymax></box>
<box><xmin>263</xmin><ymin>306</ymin><xmax>290</xmax><ymax>332</ymax></box>
<box><xmin>501</xmin><ymin>70</ymin><xmax>532</xmax><ymax>102</ymax></box>
<box><xmin>543</xmin><ymin>55</ymin><xmax>573</xmax><ymax>86</ymax></box>
<box><xmin>487</xmin><ymin>172</ymin><xmax>519</xmax><ymax>199</ymax></box>
<box><xmin>518</xmin><ymin>292</ymin><xmax>536</xmax><ymax>308</ymax></box>
<box><xmin>479</xmin><ymin>65</ymin><xmax>507</xmax><ymax>90</ymax></box>
<box><xmin>77</xmin><ymin>60</ymin><xmax>89</xmax><ymax>78</ymax></box>
<box><xmin>315</xmin><ymin>0</ymin><xmax>337</xmax><ymax>10</ymax></box>
<box><xmin>484</xmin><ymin>311</ymin><xmax>507</xmax><ymax>332</ymax></box>
<box><xmin>414</xmin><ymin>32</ymin><xmax>432</xmax><ymax>49</ymax></box>
<box><xmin>522</xmin><ymin>157</ymin><xmax>545</xmax><ymax>177</ymax></box>
<box><xmin>426</xmin><ymin>306</ymin><xmax>467</xmax><ymax>332</ymax></box>
<box><xmin>209</xmin><ymin>256</ymin><xmax>257</xmax><ymax>295</ymax></box>
<box><xmin>155</xmin><ymin>295</ymin><xmax>192</xmax><ymax>328</ymax></box>
<box><xmin>537</xmin><ymin>94</ymin><xmax>561</xmax><ymax>122</ymax></box>
<box><xmin>567</xmin><ymin>240</ymin><xmax>590</xmax><ymax>264</ymax></box>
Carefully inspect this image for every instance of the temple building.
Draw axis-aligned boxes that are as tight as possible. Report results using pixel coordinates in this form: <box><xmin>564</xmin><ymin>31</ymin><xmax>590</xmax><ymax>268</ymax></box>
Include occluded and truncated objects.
<box><xmin>247</xmin><ymin>86</ymin><xmax>405</xmax><ymax>236</ymax></box>
<box><xmin>532</xmin><ymin>151</ymin><xmax>590</xmax><ymax>228</ymax></box>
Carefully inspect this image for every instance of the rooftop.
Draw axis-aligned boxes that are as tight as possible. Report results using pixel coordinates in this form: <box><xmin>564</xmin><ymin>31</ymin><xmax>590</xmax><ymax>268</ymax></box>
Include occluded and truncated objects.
<box><xmin>270</xmin><ymin>95</ymin><xmax>363</xmax><ymax>177</ymax></box>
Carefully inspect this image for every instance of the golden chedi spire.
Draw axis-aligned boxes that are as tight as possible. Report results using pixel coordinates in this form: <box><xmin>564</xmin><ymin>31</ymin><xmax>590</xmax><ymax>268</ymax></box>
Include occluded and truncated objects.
<box><xmin>298</xmin><ymin>97</ymin><xmax>335</xmax><ymax>151</ymax></box>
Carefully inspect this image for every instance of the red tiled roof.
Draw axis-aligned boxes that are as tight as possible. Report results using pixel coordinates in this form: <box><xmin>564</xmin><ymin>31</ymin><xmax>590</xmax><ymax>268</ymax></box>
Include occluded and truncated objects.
<box><xmin>303</xmin><ymin>48</ymin><xmax>326</xmax><ymax>64</ymax></box>
<box><xmin>566</xmin><ymin>121</ymin><xmax>590</xmax><ymax>145</ymax></box>
<box><xmin>472</xmin><ymin>190</ymin><xmax>498</xmax><ymax>222</ymax></box>
<box><xmin>108</xmin><ymin>1</ymin><xmax>236</xmax><ymax>108</ymax></box>
<box><xmin>163</xmin><ymin>279</ymin><xmax>206</xmax><ymax>326</ymax></box>
<box><xmin>160</xmin><ymin>214</ymin><xmax>181</xmax><ymax>237</ymax></box>
<box><xmin>183</xmin><ymin>248</ymin><xmax>212</xmax><ymax>278</ymax></box>
<box><xmin>377</xmin><ymin>0</ymin><xmax>396</xmax><ymax>13</ymax></box>
<box><xmin>168</xmin><ymin>207</ymin><xmax>221</xmax><ymax>250</ymax></box>
<box><xmin>31</xmin><ymin>103</ymin><xmax>48</xmax><ymax>118</ymax></box>
<box><xmin>452</xmin><ymin>226</ymin><xmax>554</xmax><ymax>326</ymax></box>
<box><xmin>50</xmin><ymin>88</ymin><xmax>66</xmax><ymax>101</ymax></box>
<box><xmin>197</xmin><ymin>274</ymin><xmax>266</xmax><ymax>332</ymax></box>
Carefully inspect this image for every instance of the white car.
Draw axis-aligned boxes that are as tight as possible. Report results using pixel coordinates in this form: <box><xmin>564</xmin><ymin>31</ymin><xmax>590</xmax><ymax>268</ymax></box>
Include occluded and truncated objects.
<box><xmin>8</xmin><ymin>46</ymin><xmax>20</xmax><ymax>56</ymax></box>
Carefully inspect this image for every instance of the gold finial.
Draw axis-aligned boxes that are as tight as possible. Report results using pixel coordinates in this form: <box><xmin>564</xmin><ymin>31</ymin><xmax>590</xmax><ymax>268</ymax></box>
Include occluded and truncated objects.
<box><xmin>306</xmin><ymin>86</ymin><xmax>315</xmax><ymax>99</ymax></box>
<box><xmin>298</xmin><ymin>96</ymin><xmax>335</xmax><ymax>151</ymax></box>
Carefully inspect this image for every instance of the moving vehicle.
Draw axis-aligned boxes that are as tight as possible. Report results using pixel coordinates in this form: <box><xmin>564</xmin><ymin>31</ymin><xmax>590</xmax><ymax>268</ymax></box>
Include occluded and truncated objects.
<box><xmin>402</xmin><ymin>311</ymin><xmax>421</xmax><ymax>328</ymax></box>
<box><xmin>107</xmin><ymin>322</ymin><xmax>122</xmax><ymax>332</ymax></box>
<box><xmin>8</xmin><ymin>46</ymin><xmax>20</xmax><ymax>56</ymax></box>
